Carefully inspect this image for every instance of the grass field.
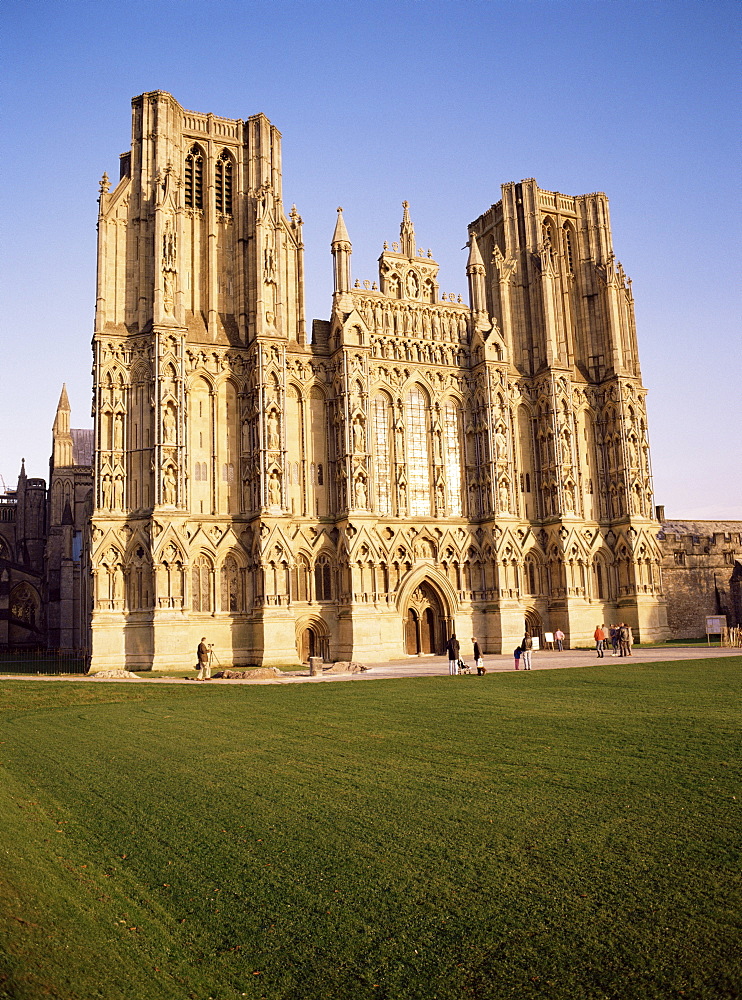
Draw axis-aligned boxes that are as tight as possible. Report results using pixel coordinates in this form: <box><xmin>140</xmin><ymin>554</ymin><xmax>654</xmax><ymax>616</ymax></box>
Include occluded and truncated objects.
<box><xmin>0</xmin><ymin>660</ymin><xmax>739</xmax><ymax>1000</ymax></box>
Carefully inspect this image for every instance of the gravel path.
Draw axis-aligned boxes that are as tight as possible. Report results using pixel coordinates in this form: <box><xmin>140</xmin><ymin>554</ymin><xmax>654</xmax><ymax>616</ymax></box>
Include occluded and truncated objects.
<box><xmin>1</xmin><ymin>645</ymin><xmax>738</xmax><ymax>686</ymax></box>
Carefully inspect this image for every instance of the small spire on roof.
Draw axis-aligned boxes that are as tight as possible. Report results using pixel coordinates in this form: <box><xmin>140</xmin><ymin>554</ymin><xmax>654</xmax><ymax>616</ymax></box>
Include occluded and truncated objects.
<box><xmin>57</xmin><ymin>384</ymin><xmax>71</xmax><ymax>412</ymax></box>
<box><xmin>331</xmin><ymin>206</ymin><xmax>351</xmax><ymax>247</ymax></box>
<box><xmin>400</xmin><ymin>200</ymin><xmax>416</xmax><ymax>257</ymax></box>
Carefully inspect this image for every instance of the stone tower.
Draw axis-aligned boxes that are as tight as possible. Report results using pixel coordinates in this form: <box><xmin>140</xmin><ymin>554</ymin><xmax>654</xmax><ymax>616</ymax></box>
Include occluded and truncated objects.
<box><xmin>468</xmin><ymin>180</ymin><xmax>667</xmax><ymax>641</ymax></box>
<box><xmin>46</xmin><ymin>386</ymin><xmax>93</xmax><ymax>650</ymax></box>
<box><xmin>90</xmin><ymin>91</ymin><xmax>305</xmax><ymax>670</ymax></box>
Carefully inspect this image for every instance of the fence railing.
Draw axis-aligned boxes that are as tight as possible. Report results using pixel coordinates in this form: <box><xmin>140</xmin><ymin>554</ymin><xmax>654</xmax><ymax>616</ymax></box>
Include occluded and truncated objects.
<box><xmin>0</xmin><ymin>649</ymin><xmax>88</xmax><ymax>675</ymax></box>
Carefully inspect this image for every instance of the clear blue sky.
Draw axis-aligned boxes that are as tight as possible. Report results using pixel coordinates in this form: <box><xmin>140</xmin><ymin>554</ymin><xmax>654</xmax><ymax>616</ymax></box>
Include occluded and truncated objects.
<box><xmin>1</xmin><ymin>0</ymin><xmax>740</xmax><ymax>517</ymax></box>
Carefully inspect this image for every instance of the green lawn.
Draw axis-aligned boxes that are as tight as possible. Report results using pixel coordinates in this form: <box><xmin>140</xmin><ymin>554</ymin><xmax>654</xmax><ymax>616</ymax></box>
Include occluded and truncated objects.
<box><xmin>0</xmin><ymin>660</ymin><xmax>739</xmax><ymax>1000</ymax></box>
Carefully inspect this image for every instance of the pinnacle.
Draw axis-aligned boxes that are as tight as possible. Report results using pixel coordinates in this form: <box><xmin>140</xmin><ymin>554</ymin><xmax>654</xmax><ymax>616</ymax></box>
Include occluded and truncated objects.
<box><xmin>57</xmin><ymin>384</ymin><xmax>71</xmax><ymax>412</ymax></box>
<box><xmin>331</xmin><ymin>206</ymin><xmax>350</xmax><ymax>246</ymax></box>
<box><xmin>467</xmin><ymin>231</ymin><xmax>485</xmax><ymax>269</ymax></box>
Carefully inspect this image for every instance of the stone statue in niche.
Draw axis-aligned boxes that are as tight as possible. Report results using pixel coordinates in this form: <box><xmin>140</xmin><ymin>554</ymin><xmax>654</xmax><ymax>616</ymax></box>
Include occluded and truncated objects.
<box><xmin>163</xmin><ymin>467</ymin><xmax>176</xmax><ymax>505</ymax></box>
<box><xmin>113</xmin><ymin>475</ymin><xmax>124</xmax><ymax>509</ymax></box>
<box><xmin>353</xmin><ymin>417</ymin><xmax>365</xmax><ymax>454</ymax></box>
<box><xmin>394</xmin><ymin>413</ymin><xmax>404</xmax><ymax>456</ymax></box>
<box><xmin>499</xmin><ymin>483</ymin><xmax>509</xmax><ymax>512</ymax></box>
<box><xmin>102</xmin><ymin>475</ymin><xmax>112</xmax><ymax>509</ymax></box>
<box><xmin>264</xmin><ymin>235</ymin><xmax>276</xmax><ymax>281</ymax></box>
<box><xmin>163</xmin><ymin>272</ymin><xmax>175</xmax><ymax>316</ymax></box>
<box><xmin>561</xmin><ymin>434</ymin><xmax>571</xmax><ymax>465</ymax></box>
<box><xmin>163</xmin><ymin>404</ymin><xmax>176</xmax><ymax>444</ymax></box>
<box><xmin>564</xmin><ymin>484</ymin><xmax>575</xmax><ymax>512</ymax></box>
<box><xmin>114</xmin><ymin>414</ymin><xmax>124</xmax><ymax>450</ymax></box>
<box><xmin>162</xmin><ymin>224</ymin><xmax>177</xmax><ymax>269</ymax></box>
<box><xmin>268</xmin><ymin>473</ymin><xmax>280</xmax><ymax>506</ymax></box>
<box><xmin>267</xmin><ymin>410</ymin><xmax>280</xmax><ymax>450</ymax></box>
<box><xmin>495</xmin><ymin>426</ymin><xmax>507</xmax><ymax>461</ymax></box>
<box><xmin>355</xmin><ymin>478</ymin><xmax>367</xmax><ymax>508</ymax></box>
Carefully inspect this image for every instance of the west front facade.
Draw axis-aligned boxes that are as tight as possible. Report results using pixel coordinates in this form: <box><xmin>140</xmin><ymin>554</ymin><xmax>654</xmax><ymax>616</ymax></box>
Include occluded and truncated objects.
<box><xmin>88</xmin><ymin>91</ymin><xmax>669</xmax><ymax>672</ymax></box>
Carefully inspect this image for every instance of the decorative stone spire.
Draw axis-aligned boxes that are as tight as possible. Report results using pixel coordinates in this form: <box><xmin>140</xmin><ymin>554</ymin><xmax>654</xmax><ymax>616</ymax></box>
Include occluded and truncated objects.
<box><xmin>466</xmin><ymin>232</ymin><xmax>487</xmax><ymax>314</ymax></box>
<box><xmin>53</xmin><ymin>384</ymin><xmax>74</xmax><ymax>468</ymax></box>
<box><xmin>400</xmin><ymin>200</ymin><xmax>416</xmax><ymax>258</ymax></box>
<box><xmin>331</xmin><ymin>207</ymin><xmax>352</xmax><ymax>296</ymax></box>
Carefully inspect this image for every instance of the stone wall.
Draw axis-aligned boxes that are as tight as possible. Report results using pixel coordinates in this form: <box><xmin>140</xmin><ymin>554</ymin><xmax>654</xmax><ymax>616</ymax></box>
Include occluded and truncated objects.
<box><xmin>658</xmin><ymin>516</ymin><xmax>742</xmax><ymax>638</ymax></box>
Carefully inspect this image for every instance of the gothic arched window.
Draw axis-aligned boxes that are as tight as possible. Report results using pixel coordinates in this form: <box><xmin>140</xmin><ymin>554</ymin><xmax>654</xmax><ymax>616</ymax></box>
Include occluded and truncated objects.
<box><xmin>563</xmin><ymin>223</ymin><xmax>576</xmax><ymax>274</ymax></box>
<box><xmin>372</xmin><ymin>395</ymin><xmax>392</xmax><ymax>516</ymax></box>
<box><xmin>215</xmin><ymin>150</ymin><xmax>233</xmax><ymax>215</ymax></box>
<box><xmin>295</xmin><ymin>555</ymin><xmax>309</xmax><ymax>602</ymax></box>
<box><xmin>443</xmin><ymin>401</ymin><xmax>463</xmax><ymax>516</ymax></box>
<box><xmin>192</xmin><ymin>554</ymin><xmax>213</xmax><ymax>612</ymax></box>
<box><xmin>220</xmin><ymin>555</ymin><xmax>241</xmax><ymax>612</ymax></box>
<box><xmin>405</xmin><ymin>387</ymin><xmax>431</xmax><ymax>516</ymax></box>
<box><xmin>185</xmin><ymin>145</ymin><xmax>204</xmax><ymax>209</ymax></box>
<box><xmin>314</xmin><ymin>557</ymin><xmax>333</xmax><ymax>601</ymax></box>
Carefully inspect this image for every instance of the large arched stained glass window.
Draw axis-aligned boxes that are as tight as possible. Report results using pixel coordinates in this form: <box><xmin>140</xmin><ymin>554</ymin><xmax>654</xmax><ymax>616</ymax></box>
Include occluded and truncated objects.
<box><xmin>405</xmin><ymin>388</ymin><xmax>431</xmax><ymax>516</ymax></box>
<box><xmin>372</xmin><ymin>396</ymin><xmax>392</xmax><ymax>516</ymax></box>
<box><xmin>444</xmin><ymin>402</ymin><xmax>463</xmax><ymax>515</ymax></box>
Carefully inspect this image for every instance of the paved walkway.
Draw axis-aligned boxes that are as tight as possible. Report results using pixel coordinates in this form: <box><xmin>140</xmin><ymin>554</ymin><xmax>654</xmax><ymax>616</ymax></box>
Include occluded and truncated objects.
<box><xmin>1</xmin><ymin>645</ymin><xmax>739</xmax><ymax>686</ymax></box>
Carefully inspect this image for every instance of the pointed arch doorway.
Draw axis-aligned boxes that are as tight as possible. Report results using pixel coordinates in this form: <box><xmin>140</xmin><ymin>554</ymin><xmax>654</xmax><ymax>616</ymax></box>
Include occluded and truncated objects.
<box><xmin>404</xmin><ymin>581</ymin><xmax>445</xmax><ymax>655</ymax></box>
<box><xmin>298</xmin><ymin>619</ymin><xmax>330</xmax><ymax>664</ymax></box>
<box><xmin>524</xmin><ymin>609</ymin><xmax>543</xmax><ymax>645</ymax></box>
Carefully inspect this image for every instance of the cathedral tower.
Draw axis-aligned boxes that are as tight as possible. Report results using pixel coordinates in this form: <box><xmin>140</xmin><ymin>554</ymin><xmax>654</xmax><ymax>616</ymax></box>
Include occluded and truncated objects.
<box><xmin>468</xmin><ymin>180</ymin><xmax>667</xmax><ymax>641</ymax></box>
<box><xmin>90</xmin><ymin>92</ymin><xmax>306</xmax><ymax>670</ymax></box>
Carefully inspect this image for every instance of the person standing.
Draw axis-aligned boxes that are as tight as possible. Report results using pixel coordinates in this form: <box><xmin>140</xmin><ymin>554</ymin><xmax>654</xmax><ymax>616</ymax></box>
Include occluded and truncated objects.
<box><xmin>609</xmin><ymin>625</ymin><xmax>620</xmax><ymax>656</ymax></box>
<box><xmin>513</xmin><ymin>645</ymin><xmax>522</xmax><ymax>670</ymax></box>
<box><xmin>472</xmin><ymin>637</ymin><xmax>485</xmax><ymax>674</ymax></box>
<box><xmin>594</xmin><ymin>624</ymin><xmax>606</xmax><ymax>658</ymax></box>
<box><xmin>619</xmin><ymin>623</ymin><xmax>630</xmax><ymax>658</ymax></box>
<box><xmin>554</xmin><ymin>628</ymin><xmax>565</xmax><ymax>652</ymax></box>
<box><xmin>446</xmin><ymin>634</ymin><xmax>460</xmax><ymax>675</ymax></box>
<box><xmin>520</xmin><ymin>632</ymin><xmax>533</xmax><ymax>670</ymax></box>
<box><xmin>196</xmin><ymin>636</ymin><xmax>211</xmax><ymax>680</ymax></box>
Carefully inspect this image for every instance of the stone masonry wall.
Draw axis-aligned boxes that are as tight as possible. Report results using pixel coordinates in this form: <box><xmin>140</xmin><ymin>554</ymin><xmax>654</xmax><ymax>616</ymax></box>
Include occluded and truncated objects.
<box><xmin>658</xmin><ymin>518</ymin><xmax>742</xmax><ymax>638</ymax></box>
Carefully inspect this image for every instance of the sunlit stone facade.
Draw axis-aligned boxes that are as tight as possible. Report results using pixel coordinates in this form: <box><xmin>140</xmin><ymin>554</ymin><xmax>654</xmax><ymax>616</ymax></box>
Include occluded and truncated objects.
<box><xmin>89</xmin><ymin>92</ymin><xmax>668</xmax><ymax>671</ymax></box>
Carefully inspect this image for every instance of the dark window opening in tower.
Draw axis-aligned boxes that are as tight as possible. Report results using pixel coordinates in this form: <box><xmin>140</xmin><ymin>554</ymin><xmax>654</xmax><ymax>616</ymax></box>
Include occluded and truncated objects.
<box><xmin>563</xmin><ymin>224</ymin><xmax>575</xmax><ymax>274</ymax></box>
<box><xmin>216</xmin><ymin>151</ymin><xmax>232</xmax><ymax>215</ymax></box>
<box><xmin>185</xmin><ymin>145</ymin><xmax>204</xmax><ymax>209</ymax></box>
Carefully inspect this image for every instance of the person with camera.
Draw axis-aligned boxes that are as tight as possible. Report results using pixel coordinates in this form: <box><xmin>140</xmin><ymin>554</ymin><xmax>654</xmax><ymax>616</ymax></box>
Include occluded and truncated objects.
<box><xmin>196</xmin><ymin>636</ymin><xmax>212</xmax><ymax>680</ymax></box>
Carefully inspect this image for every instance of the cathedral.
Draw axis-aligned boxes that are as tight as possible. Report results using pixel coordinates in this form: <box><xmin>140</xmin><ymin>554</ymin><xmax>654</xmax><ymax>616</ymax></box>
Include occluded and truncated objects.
<box><xmin>87</xmin><ymin>90</ymin><xmax>670</xmax><ymax>672</ymax></box>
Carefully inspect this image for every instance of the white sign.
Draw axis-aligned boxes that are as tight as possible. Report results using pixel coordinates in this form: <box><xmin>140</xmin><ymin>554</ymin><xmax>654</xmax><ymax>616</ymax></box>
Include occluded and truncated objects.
<box><xmin>544</xmin><ymin>632</ymin><xmax>554</xmax><ymax>643</ymax></box>
<box><xmin>706</xmin><ymin>616</ymin><xmax>726</xmax><ymax>634</ymax></box>
<box><xmin>532</xmin><ymin>636</ymin><xmax>541</xmax><ymax>650</ymax></box>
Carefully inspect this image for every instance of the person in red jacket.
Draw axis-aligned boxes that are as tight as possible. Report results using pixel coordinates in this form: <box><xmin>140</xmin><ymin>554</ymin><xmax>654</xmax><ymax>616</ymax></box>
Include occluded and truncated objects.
<box><xmin>594</xmin><ymin>624</ymin><xmax>606</xmax><ymax>658</ymax></box>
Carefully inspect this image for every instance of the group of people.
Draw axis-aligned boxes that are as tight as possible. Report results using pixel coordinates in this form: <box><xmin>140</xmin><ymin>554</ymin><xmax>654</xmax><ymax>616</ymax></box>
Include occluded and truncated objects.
<box><xmin>449</xmin><ymin>623</ymin><xmax>636</xmax><ymax>674</ymax></box>
<box><xmin>513</xmin><ymin>632</ymin><xmax>534</xmax><ymax>670</ymax></box>
<box><xmin>446</xmin><ymin>635</ymin><xmax>488</xmax><ymax>675</ymax></box>
<box><xmin>594</xmin><ymin>623</ymin><xmax>633</xmax><ymax>657</ymax></box>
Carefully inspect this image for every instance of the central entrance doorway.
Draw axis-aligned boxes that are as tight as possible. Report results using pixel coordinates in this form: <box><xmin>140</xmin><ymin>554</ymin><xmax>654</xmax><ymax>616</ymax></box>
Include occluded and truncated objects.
<box><xmin>404</xmin><ymin>582</ymin><xmax>445</xmax><ymax>655</ymax></box>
